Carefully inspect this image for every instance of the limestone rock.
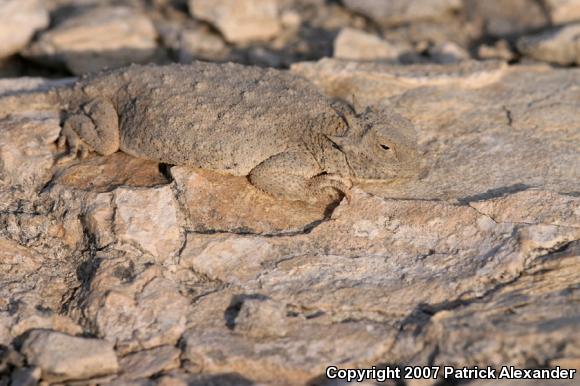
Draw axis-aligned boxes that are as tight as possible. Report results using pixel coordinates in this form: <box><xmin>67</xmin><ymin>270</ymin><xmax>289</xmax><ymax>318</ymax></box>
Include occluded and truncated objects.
<box><xmin>118</xmin><ymin>346</ymin><xmax>181</xmax><ymax>380</ymax></box>
<box><xmin>291</xmin><ymin>58</ymin><xmax>508</xmax><ymax>106</ymax></box>
<box><xmin>20</xmin><ymin>330</ymin><xmax>118</xmax><ymax>382</ymax></box>
<box><xmin>178</xmin><ymin>27</ymin><xmax>229</xmax><ymax>63</ymax></box>
<box><xmin>0</xmin><ymin>61</ymin><xmax>579</xmax><ymax>384</ymax></box>
<box><xmin>78</xmin><ymin>258</ymin><xmax>189</xmax><ymax>354</ymax></box>
<box><xmin>0</xmin><ymin>113</ymin><xmax>60</xmax><ymax>191</ymax></box>
<box><xmin>113</xmin><ymin>185</ymin><xmax>183</xmax><ymax>264</ymax></box>
<box><xmin>342</xmin><ymin>0</ymin><xmax>462</xmax><ymax>26</ymax></box>
<box><xmin>229</xmin><ymin>296</ymin><xmax>289</xmax><ymax>338</ymax></box>
<box><xmin>189</xmin><ymin>0</ymin><xmax>284</xmax><ymax>44</ymax></box>
<box><xmin>517</xmin><ymin>23</ymin><xmax>580</xmax><ymax>65</ymax></box>
<box><xmin>0</xmin><ymin>0</ymin><xmax>49</xmax><ymax>58</ymax></box>
<box><xmin>24</xmin><ymin>6</ymin><xmax>158</xmax><ymax>74</ymax></box>
<box><xmin>171</xmin><ymin>167</ymin><xmax>330</xmax><ymax>235</ymax></box>
<box><xmin>427</xmin><ymin>42</ymin><xmax>470</xmax><ymax>64</ymax></box>
<box><xmin>545</xmin><ymin>0</ymin><xmax>580</xmax><ymax>24</ymax></box>
<box><xmin>464</xmin><ymin>0</ymin><xmax>549</xmax><ymax>37</ymax></box>
<box><xmin>333</xmin><ymin>28</ymin><xmax>409</xmax><ymax>62</ymax></box>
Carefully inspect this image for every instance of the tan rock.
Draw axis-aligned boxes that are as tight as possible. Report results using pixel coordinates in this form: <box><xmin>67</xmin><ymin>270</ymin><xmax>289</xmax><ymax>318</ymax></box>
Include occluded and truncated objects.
<box><xmin>464</xmin><ymin>0</ymin><xmax>548</xmax><ymax>37</ymax></box>
<box><xmin>53</xmin><ymin>152</ymin><xmax>169</xmax><ymax>193</ymax></box>
<box><xmin>517</xmin><ymin>23</ymin><xmax>580</xmax><ymax>65</ymax></box>
<box><xmin>342</xmin><ymin>0</ymin><xmax>462</xmax><ymax>26</ymax></box>
<box><xmin>189</xmin><ymin>0</ymin><xmax>283</xmax><ymax>44</ymax></box>
<box><xmin>545</xmin><ymin>0</ymin><xmax>580</xmax><ymax>24</ymax></box>
<box><xmin>0</xmin><ymin>0</ymin><xmax>48</xmax><ymax>58</ymax></box>
<box><xmin>20</xmin><ymin>330</ymin><xmax>118</xmax><ymax>382</ymax></box>
<box><xmin>334</xmin><ymin>28</ymin><xmax>407</xmax><ymax>62</ymax></box>
<box><xmin>230</xmin><ymin>296</ymin><xmax>289</xmax><ymax>338</ymax></box>
<box><xmin>118</xmin><ymin>346</ymin><xmax>181</xmax><ymax>380</ymax></box>
<box><xmin>81</xmin><ymin>260</ymin><xmax>189</xmax><ymax>354</ymax></box>
<box><xmin>180</xmin><ymin>234</ymin><xmax>277</xmax><ymax>284</ymax></box>
<box><xmin>0</xmin><ymin>113</ymin><xmax>60</xmax><ymax>190</ymax></box>
<box><xmin>114</xmin><ymin>185</ymin><xmax>183</xmax><ymax>263</ymax></box>
<box><xmin>25</xmin><ymin>6</ymin><xmax>158</xmax><ymax>74</ymax></box>
<box><xmin>171</xmin><ymin>167</ymin><xmax>330</xmax><ymax>235</ymax></box>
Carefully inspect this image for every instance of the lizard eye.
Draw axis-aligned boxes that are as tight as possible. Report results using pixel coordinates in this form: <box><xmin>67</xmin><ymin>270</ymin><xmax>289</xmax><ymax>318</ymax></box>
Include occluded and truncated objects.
<box><xmin>380</xmin><ymin>144</ymin><xmax>391</xmax><ymax>151</ymax></box>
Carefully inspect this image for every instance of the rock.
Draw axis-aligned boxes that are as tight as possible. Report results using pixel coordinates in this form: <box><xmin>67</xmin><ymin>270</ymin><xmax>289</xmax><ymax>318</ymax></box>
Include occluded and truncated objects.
<box><xmin>517</xmin><ymin>23</ymin><xmax>580</xmax><ymax>65</ymax></box>
<box><xmin>53</xmin><ymin>152</ymin><xmax>169</xmax><ymax>193</ymax></box>
<box><xmin>0</xmin><ymin>0</ymin><xmax>49</xmax><ymax>58</ymax></box>
<box><xmin>1</xmin><ymin>60</ymin><xmax>579</xmax><ymax>384</ymax></box>
<box><xmin>0</xmin><ymin>113</ymin><xmax>60</xmax><ymax>191</ymax></box>
<box><xmin>180</xmin><ymin>234</ymin><xmax>278</xmax><ymax>284</ymax></box>
<box><xmin>178</xmin><ymin>27</ymin><xmax>230</xmax><ymax>63</ymax></box>
<box><xmin>545</xmin><ymin>0</ymin><xmax>580</xmax><ymax>24</ymax></box>
<box><xmin>342</xmin><ymin>0</ymin><xmax>462</xmax><ymax>26</ymax></box>
<box><xmin>10</xmin><ymin>366</ymin><xmax>40</xmax><ymax>386</ymax></box>
<box><xmin>427</xmin><ymin>42</ymin><xmax>470</xmax><ymax>63</ymax></box>
<box><xmin>170</xmin><ymin>167</ymin><xmax>330</xmax><ymax>235</ymax></box>
<box><xmin>333</xmin><ymin>28</ymin><xmax>408</xmax><ymax>62</ymax></box>
<box><xmin>189</xmin><ymin>0</ymin><xmax>284</xmax><ymax>44</ymax></box>
<box><xmin>464</xmin><ymin>0</ymin><xmax>549</xmax><ymax>37</ymax></box>
<box><xmin>118</xmin><ymin>346</ymin><xmax>181</xmax><ymax>380</ymax></box>
<box><xmin>477</xmin><ymin>40</ymin><xmax>515</xmax><ymax>61</ymax></box>
<box><xmin>228</xmin><ymin>296</ymin><xmax>288</xmax><ymax>338</ymax></box>
<box><xmin>291</xmin><ymin>58</ymin><xmax>508</xmax><ymax>106</ymax></box>
<box><xmin>78</xmin><ymin>259</ymin><xmax>189</xmax><ymax>354</ymax></box>
<box><xmin>24</xmin><ymin>6</ymin><xmax>158</xmax><ymax>74</ymax></box>
<box><xmin>20</xmin><ymin>330</ymin><xmax>118</xmax><ymax>382</ymax></box>
<box><xmin>113</xmin><ymin>185</ymin><xmax>183</xmax><ymax>264</ymax></box>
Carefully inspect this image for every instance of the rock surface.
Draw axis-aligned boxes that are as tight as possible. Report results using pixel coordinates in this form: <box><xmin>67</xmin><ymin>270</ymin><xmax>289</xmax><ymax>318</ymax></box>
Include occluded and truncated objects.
<box><xmin>24</xmin><ymin>6</ymin><xmax>159</xmax><ymax>74</ymax></box>
<box><xmin>0</xmin><ymin>61</ymin><xmax>578</xmax><ymax>384</ymax></box>
<box><xmin>1</xmin><ymin>2</ymin><xmax>580</xmax><ymax>385</ymax></box>
<box><xmin>517</xmin><ymin>23</ymin><xmax>580</xmax><ymax>65</ymax></box>
<box><xmin>0</xmin><ymin>0</ymin><xmax>49</xmax><ymax>59</ymax></box>
<box><xmin>342</xmin><ymin>0</ymin><xmax>462</xmax><ymax>26</ymax></box>
<box><xmin>545</xmin><ymin>0</ymin><xmax>580</xmax><ymax>24</ymax></box>
<box><xmin>20</xmin><ymin>330</ymin><xmax>118</xmax><ymax>382</ymax></box>
<box><xmin>333</xmin><ymin>28</ymin><xmax>408</xmax><ymax>62</ymax></box>
<box><xmin>189</xmin><ymin>0</ymin><xmax>284</xmax><ymax>44</ymax></box>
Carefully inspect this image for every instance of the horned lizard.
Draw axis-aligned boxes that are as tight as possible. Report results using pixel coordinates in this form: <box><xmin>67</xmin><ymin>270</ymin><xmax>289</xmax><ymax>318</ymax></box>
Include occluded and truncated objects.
<box><xmin>3</xmin><ymin>62</ymin><xmax>419</xmax><ymax>202</ymax></box>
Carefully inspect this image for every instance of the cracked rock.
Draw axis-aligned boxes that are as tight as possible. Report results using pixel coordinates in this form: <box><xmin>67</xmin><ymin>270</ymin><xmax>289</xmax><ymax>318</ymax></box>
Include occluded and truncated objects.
<box><xmin>20</xmin><ymin>330</ymin><xmax>118</xmax><ymax>383</ymax></box>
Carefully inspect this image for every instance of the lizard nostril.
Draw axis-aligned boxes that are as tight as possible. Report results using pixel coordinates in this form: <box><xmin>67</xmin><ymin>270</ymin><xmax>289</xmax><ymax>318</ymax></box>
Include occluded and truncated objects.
<box><xmin>380</xmin><ymin>144</ymin><xmax>390</xmax><ymax>150</ymax></box>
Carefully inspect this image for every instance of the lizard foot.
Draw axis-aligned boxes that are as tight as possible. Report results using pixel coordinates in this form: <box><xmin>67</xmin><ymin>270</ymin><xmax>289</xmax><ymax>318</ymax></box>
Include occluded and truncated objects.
<box><xmin>307</xmin><ymin>174</ymin><xmax>353</xmax><ymax>204</ymax></box>
<box><xmin>56</xmin><ymin>120</ymin><xmax>92</xmax><ymax>164</ymax></box>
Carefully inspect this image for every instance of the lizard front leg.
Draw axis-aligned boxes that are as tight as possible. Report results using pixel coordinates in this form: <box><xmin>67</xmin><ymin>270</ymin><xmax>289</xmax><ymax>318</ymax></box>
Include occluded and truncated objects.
<box><xmin>59</xmin><ymin>96</ymin><xmax>120</xmax><ymax>159</ymax></box>
<box><xmin>248</xmin><ymin>151</ymin><xmax>352</xmax><ymax>203</ymax></box>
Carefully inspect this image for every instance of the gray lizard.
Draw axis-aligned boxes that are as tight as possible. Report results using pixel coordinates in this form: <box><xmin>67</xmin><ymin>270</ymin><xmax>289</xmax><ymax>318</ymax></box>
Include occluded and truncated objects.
<box><xmin>6</xmin><ymin>61</ymin><xmax>419</xmax><ymax>202</ymax></box>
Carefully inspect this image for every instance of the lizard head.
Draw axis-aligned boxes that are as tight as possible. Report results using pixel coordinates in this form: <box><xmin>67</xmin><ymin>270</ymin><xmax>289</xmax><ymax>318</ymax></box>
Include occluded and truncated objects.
<box><xmin>328</xmin><ymin>105</ymin><xmax>419</xmax><ymax>180</ymax></box>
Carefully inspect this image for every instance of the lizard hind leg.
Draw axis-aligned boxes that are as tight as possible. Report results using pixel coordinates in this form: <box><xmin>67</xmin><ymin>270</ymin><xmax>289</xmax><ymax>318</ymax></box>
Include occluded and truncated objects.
<box><xmin>60</xmin><ymin>97</ymin><xmax>120</xmax><ymax>157</ymax></box>
<box><xmin>248</xmin><ymin>151</ymin><xmax>351</xmax><ymax>203</ymax></box>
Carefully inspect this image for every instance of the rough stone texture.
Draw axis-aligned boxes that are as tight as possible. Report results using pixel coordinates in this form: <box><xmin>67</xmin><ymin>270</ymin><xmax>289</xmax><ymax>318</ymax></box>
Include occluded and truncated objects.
<box><xmin>118</xmin><ymin>345</ymin><xmax>181</xmax><ymax>380</ymax></box>
<box><xmin>333</xmin><ymin>28</ymin><xmax>408</xmax><ymax>62</ymax></box>
<box><xmin>24</xmin><ymin>6</ymin><xmax>158</xmax><ymax>74</ymax></box>
<box><xmin>517</xmin><ymin>23</ymin><xmax>580</xmax><ymax>65</ymax></box>
<box><xmin>292</xmin><ymin>58</ymin><xmax>509</xmax><ymax>106</ymax></box>
<box><xmin>1</xmin><ymin>51</ymin><xmax>579</xmax><ymax>386</ymax></box>
<box><xmin>189</xmin><ymin>0</ymin><xmax>284</xmax><ymax>44</ymax></box>
<box><xmin>545</xmin><ymin>0</ymin><xmax>580</xmax><ymax>24</ymax></box>
<box><xmin>0</xmin><ymin>0</ymin><xmax>49</xmax><ymax>59</ymax></box>
<box><xmin>464</xmin><ymin>0</ymin><xmax>549</xmax><ymax>37</ymax></box>
<box><xmin>342</xmin><ymin>0</ymin><xmax>462</xmax><ymax>26</ymax></box>
<box><xmin>20</xmin><ymin>330</ymin><xmax>118</xmax><ymax>382</ymax></box>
